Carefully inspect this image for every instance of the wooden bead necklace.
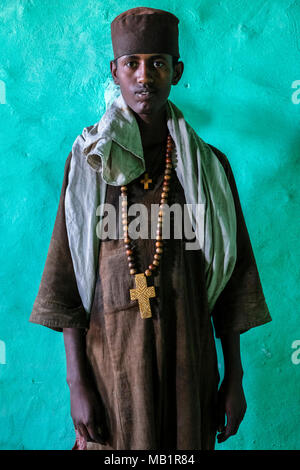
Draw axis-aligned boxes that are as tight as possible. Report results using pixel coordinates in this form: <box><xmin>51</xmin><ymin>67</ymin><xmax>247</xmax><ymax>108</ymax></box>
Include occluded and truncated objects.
<box><xmin>120</xmin><ymin>134</ymin><xmax>174</xmax><ymax>319</ymax></box>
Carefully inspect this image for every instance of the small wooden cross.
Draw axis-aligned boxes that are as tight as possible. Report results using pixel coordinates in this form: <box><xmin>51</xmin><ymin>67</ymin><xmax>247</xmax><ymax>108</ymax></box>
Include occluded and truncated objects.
<box><xmin>140</xmin><ymin>173</ymin><xmax>152</xmax><ymax>189</ymax></box>
<box><xmin>130</xmin><ymin>273</ymin><xmax>156</xmax><ymax>319</ymax></box>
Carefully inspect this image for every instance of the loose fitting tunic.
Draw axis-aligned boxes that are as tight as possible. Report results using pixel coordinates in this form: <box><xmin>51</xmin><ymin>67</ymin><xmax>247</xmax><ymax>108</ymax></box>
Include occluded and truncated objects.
<box><xmin>30</xmin><ymin>141</ymin><xmax>271</xmax><ymax>450</ymax></box>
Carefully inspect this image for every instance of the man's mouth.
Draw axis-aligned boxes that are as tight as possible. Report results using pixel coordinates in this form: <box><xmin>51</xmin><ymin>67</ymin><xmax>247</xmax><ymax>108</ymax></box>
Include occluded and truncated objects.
<box><xmin>135</xmin><ymin>89</ymin><xmax>156</xmax><ymax>99</ymax></box>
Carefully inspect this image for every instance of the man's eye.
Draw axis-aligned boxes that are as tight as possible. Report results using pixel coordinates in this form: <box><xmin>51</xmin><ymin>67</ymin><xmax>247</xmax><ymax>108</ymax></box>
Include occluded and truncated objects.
<box><xmin>126</xmin><ymin>61</ymin><xmax>137</xmax><ymax>68</ymax></box>
<box><xmin>154</xmin><ymin>61</ymin><xmax>165</xmax><ymax>68</ymax></box>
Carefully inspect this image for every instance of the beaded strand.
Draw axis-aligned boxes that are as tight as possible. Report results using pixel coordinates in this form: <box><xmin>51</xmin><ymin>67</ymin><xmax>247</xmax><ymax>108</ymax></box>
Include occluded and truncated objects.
<box><xmin>120</xmin><ymin>134</ymin><xmax>174</xmax><ymax>278</ymax></box>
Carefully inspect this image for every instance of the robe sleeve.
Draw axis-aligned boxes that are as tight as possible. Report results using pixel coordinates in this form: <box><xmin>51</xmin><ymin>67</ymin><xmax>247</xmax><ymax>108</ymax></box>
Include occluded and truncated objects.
<box><xmin>208</xmin><ymin>144</ymin><xmax>272</xmax><ymax>338</ymax></box>
<box><xmin>29</xmin><ymin>151</ymin><xmax>89</xmax><ymax>332</ymax></box>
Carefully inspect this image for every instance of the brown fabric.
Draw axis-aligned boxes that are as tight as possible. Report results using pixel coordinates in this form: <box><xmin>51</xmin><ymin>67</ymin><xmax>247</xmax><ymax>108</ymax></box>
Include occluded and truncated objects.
<box><xmin>111</xmin><ymin>7</ymin><xmax>180</xmax><ymax>60</ymax></box>
<box><xmin>208</xmin><ymin>145</ymin><xmax>272</xmax><ymax>337</ymax></box>
<box><xmin>85</xmin><ymin>142</ymin><xmax>218</xmax><ymax>450</ymax></box>
<box><xmin>29</xmin><ymin>141</ymin><xmax>271</xmax><ymax>450</ymax></box>
<box><xmin>29</xmin><ymin>153</ymin><xmax>88</xmax><ymax>332</ymax></box>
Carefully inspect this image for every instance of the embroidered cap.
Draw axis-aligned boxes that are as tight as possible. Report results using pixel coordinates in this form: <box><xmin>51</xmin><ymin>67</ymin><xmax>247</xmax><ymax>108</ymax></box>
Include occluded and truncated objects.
<box><xmin>111</xmin><ymin>7</ymin><xmax>180</xmax><ymax>60</ymax></box>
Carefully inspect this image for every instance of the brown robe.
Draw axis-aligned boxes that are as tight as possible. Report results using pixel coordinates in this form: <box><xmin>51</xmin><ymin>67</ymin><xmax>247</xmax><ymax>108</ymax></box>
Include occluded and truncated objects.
<box><xmin>29</xmin><ymin>141</ymin><xmax>271</xmax><ymax>450</ymax></box>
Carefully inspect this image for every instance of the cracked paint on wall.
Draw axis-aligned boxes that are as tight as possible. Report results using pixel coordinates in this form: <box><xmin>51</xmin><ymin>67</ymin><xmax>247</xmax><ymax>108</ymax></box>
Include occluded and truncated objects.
<box><xmin>0</xmin><ymin>0</ymin><xmax>299</xmax><ymax>450</ymax></box>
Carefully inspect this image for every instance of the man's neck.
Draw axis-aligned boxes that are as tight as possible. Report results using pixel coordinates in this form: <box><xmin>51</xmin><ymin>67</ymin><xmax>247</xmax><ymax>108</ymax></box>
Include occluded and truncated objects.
<box><xmin>134</xmin><ymin>106</ymin><xmax>168</xmax><ymax>150</ymax></box>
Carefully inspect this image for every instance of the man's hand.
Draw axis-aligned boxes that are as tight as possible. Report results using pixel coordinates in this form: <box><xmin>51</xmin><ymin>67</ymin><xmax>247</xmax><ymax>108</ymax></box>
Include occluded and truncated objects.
<box><xmin>69</xmin><ymin>378</ymin><xmax>109</xmax><ymax>445</ymax></box>
<box><xmin>63</xmin><ymin>328</ymin><xmax>109</xmax><ymax>446</ymax></box>
<box><xmin>216</xmin><ymin>377</ymin><xmax>247</xmax><ymax>443</ymax></box>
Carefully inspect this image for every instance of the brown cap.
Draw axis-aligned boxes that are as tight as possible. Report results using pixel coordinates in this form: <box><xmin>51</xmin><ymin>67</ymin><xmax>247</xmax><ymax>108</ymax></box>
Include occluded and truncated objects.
<box><xmin>111</xmin><ymin>7</ymin><xmax>179</xmax><ymax>60</ymax></box>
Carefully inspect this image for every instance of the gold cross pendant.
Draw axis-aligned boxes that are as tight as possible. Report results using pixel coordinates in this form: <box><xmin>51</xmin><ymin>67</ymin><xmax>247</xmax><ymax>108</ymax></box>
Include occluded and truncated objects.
<box><xmin>130</xmin><ymin>273</ymin><xmax>156</xmax><ymax>319</ymax></box>
<box><xmin>140</xmin><ymin>173</ymin><xmax>152</xmax><ymax>190</ymax></box>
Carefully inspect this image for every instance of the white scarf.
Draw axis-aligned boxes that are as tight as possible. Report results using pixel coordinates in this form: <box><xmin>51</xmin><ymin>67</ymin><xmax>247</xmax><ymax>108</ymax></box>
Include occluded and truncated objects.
<box><xmin>65</xmin><ymin>95</ymin><xmax>237</xmax><ymax>316</ymax></box>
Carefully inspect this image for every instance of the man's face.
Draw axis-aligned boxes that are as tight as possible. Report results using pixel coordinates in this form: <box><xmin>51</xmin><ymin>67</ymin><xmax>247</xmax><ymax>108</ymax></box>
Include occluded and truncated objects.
<box><xmin>110</xmin><ymin>53</ymin><xmax>183</xmax><ymax>120</ymax></box>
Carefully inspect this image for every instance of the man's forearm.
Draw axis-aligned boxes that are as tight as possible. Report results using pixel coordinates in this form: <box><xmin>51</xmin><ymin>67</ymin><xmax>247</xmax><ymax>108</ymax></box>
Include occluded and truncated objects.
<box><xmin>220</xmin><ymin>331</ymin><xmax>244</xmax><ymax>381</ymax></box>
<box><xmin>63</xmin><ymin>328</ymin><xmax>89</xmax><ymax>387</ymax></box>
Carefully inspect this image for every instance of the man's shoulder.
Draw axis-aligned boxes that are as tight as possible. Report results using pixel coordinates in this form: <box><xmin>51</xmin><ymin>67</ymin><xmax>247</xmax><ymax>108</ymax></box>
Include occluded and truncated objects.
<box><xmin>69</xmin><ymin>122</ymin><xmax>100</xmax><ymax>162</ymax></box>
<box><xmin>207</xmin><ymin>143</ymin><xmax>228</xmax><ymax>164</ymax></box>
<box><xmin>85</xmin><ymin>124</ymin><xmax>94</xmax><ymax>134</ymax></box>
<box><xmin>206</xmin><ymin>143</ymin><xmax>231</xmax><ymax>176</ymax></box>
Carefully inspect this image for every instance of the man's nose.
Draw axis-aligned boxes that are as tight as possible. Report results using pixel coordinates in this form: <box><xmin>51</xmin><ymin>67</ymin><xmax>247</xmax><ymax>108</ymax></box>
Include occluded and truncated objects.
<box><xmin>136</xmin><ymin>62</ymin><xmax>154</xmax><ymax>85</ymax></box>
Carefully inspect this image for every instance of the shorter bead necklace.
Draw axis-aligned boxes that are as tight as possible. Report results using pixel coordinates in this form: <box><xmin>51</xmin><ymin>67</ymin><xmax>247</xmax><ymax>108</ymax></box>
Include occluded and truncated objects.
<box><xmin>120</xmin><ymin>134</ymin><xmax>174</xmax><ymax>319</ymax></box>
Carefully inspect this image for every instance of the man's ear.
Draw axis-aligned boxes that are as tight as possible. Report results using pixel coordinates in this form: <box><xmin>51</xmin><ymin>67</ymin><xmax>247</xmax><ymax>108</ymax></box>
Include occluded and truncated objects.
<box><xmin>171</xmin><ymin>61</ymin><xmax>184</xmax><ymax>86</ymax></box>
<box><xmin>110</xmin><ymin>60</ymin><xmax>119</xmax><ymax>85</ymax></box>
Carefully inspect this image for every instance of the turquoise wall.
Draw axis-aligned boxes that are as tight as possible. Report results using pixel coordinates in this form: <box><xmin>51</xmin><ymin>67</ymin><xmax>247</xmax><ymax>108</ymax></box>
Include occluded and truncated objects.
<box><xmin>0</xmin><ymin>0</ymin><xmax>299</xmax><ymax>450</ymax></box>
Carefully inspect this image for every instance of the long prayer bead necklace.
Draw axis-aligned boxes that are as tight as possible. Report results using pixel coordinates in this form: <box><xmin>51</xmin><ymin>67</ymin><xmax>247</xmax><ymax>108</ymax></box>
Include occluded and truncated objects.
<box><xmin>120</xmin><ymin>134</ymin><xmax>174</xmax><ymax>319</ymax></box>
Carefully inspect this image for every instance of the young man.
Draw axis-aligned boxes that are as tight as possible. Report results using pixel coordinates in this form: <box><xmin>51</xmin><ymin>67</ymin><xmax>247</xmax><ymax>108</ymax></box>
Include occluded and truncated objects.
<box><xmin>30</xmin><ymin>7</ymin><xmax>271</xmax><ymax>450</ymax></box>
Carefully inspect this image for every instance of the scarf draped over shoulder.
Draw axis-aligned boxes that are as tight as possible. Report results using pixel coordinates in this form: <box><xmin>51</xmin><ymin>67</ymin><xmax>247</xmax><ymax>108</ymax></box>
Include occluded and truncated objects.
<box><xmin>65</xmin><ymin>95</ymin><xmax>237</xmax><ymax>317</ymax></box>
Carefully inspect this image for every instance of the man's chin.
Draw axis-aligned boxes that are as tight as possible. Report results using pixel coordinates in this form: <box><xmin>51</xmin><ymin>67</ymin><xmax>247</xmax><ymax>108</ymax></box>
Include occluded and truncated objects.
<box><xmin>137</xmin><ymin>100</ymin><xmax>156</xmax><ymax>112</ymax></box>
<box><xmin>134</xmin><ymin>100</ymin><xmax>168</xmax><ymax>118</ymax></box>
<box><xmin>130</xmin><ymin>103</ymin><xmax>157</xmax><ymax>118</ymax></box>
<box><xmin>124</xmin><ymin>97</ymin><xmax>168</xmax><ymax>119</ymax></box>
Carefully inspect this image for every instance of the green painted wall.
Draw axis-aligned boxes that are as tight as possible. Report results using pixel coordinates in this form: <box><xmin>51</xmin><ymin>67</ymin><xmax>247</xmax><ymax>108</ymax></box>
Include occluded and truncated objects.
<box><xmin>0</xmin><ymin>0</ymin><xmax>299</xmax><ymax>450</ymax></box>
